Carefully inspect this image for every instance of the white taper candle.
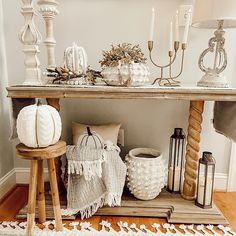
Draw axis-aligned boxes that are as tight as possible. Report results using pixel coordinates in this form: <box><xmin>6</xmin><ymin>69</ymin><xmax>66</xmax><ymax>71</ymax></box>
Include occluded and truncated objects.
<box><xmin>175</xmin><ymin>10</ymin><xmax>179</xmax><ymax>42</ymax></box>
<box><xmin>169</xmin><ymin>21</ymin><xmax>173</xmax><ymax>51</ymax></box>
<box><xmin>168</xmin><ymin>166</ymin><xmax>181</xmax><ymax>191</ymax></box>
<box><xmin>149</xmin><ymin>8</ymin><xmax>155</xmax><ymax>41</ymax></box>
<box><xmin>197</xmin><ymin>176</ymin><xmax>213</xmax><ymax>205</ymax></box>
<box><xmin>182</xmin><ymin>9</ymin><xmax>191</xmax><ymax>44</ymax></box>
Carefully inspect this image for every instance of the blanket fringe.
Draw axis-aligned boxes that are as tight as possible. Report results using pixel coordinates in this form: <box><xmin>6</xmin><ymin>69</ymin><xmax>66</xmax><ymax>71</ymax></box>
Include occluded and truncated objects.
<box><xmin>0</xmin><ymin>221</ymin><xmax>235</xmax><ymax>235</ymax></box>
<box><xmin>68</xmin><ymin>159</ymin><xmax>104</xmax><ymax>180</ymax></box>
<box><xmin>67</xmin><ymin>145</ymin><xmax>105</xmax><ymax>180</ymax></box>
<box><xmin>105</xmin><ymin>193</ymin><xmax>122</xmax><ymax>207</ymax></box>
<box><xmin>80</xmin><ymin>196</ymin><xmax>105</xmax><ymax>219</ymax></box>
<box><xmin>61</xmin><ymin>194</ymin><xmax>106</xmax><ymax>220</ymax></box>
<box><xmin>62</xmin><ymin>192</ymin><xmax>122</xmax><ymax>218</ymax></box>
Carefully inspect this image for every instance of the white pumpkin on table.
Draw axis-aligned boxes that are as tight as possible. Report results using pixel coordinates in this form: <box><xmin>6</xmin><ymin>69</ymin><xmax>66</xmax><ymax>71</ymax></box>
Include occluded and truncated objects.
<box><xmin>64</xmin><ymin>42</ymin><xmax>88</xmax><ymax>74</ymax></box>
<box><xmin>16</xmin><ymin>101</ymin><xmax>62</xmax><ymax>148</ymax></box>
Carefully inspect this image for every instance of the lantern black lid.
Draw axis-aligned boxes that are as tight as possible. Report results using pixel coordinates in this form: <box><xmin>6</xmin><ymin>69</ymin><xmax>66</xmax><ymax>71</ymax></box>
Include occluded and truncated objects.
<box><xmin>200</xmin><ymin>151</ymin><xmax>215</xmax><ymax>164</ymax></box>
<box><xmin>171</xmin><ymin>128</ymin><xmax>185</xmax><ymax>139</ymax></box>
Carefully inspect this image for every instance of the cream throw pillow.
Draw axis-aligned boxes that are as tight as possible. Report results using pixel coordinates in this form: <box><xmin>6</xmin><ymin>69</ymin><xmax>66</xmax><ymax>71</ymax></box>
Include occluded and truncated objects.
<box><xmin>72</xmin><ymin>122</ymin><xmax>121</xmax><ymax>145</ymax></box>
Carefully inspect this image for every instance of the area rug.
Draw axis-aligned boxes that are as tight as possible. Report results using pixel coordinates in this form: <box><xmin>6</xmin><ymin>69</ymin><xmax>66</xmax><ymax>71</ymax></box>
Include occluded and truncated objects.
<box><xmin>0</xmin><ymin>221</ymin><xmax>235</xmax><ymax>235</ymax></box>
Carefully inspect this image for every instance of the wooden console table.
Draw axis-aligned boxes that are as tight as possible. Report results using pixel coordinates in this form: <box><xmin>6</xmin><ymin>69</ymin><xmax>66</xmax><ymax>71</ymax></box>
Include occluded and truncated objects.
<box><xmin>7</xmin><ymin>84</ymin><xmax>236</xmax><ymax>224</ymax></box>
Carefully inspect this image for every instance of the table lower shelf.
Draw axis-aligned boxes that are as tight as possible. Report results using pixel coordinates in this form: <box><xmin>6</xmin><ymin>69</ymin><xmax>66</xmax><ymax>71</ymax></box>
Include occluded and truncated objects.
<box><xmin>16</xmin><ymin>189</ymin><xmax>228</xmax><ymax>225</ymax></box>
<box><xmin>96</xmin><ymin>190</ymin><xmax>228</xmax><ymax>225</ymax></box>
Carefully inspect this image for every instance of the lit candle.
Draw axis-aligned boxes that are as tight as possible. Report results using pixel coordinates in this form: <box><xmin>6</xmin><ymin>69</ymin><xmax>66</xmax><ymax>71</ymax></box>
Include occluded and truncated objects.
<box><xmin>149</xmin><ymin>8</ymin><xmax>155</xmax><ymax>41</ymax></box>
<box><xmin>168</xmin><ymin>166</ymin><xmax>181</xmax><ymax>191</ymax></box>
<box><xmin>175</xmin><ymin>10</ymin><xmax>179</xmax><ymax>42</ymax></box>
<box><xmin>197</xmin><ymin>176</ymin><xmax>213</xmax><ymax>205</ymax></box>
<box><xmin>182</xmin><ymin>9</ymin><xmax>191</xmax><ymax>44</ymax></box>
<box><xmin>169</xmin><ymin>21</ymin><xmax>173</xmax><ymax>52</ymax></box>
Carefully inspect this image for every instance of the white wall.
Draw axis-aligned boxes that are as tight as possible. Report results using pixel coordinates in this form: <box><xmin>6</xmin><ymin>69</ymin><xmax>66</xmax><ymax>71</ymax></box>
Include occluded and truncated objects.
<box><xmin>3</xmin><ymin>0</ymin><xmax>236</xmax><ymax>176</ymax></box>
<box><xmin>0</xmin><ymin>0</ymin><xmax>14</xmax><ymax>179</ymax></box>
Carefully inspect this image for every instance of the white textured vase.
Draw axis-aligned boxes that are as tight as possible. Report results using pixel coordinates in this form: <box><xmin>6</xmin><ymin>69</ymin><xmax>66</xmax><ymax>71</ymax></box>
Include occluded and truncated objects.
<box><xmin>126</xmin><ymin>148</ymin><xmax>165</xmax><ymax>200</ymax></box>
<box><xmin>102</xmin><ymin>62</ymin><xmax>150</xmax><ymax>86</ymax></box>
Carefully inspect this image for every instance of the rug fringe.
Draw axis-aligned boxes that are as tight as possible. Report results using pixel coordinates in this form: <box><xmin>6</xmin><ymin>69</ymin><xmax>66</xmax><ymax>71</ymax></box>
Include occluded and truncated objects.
<box><xmin>0</xmin><ymin>221</ymin><xmax>235</xmax><ymax>235</ymax></box>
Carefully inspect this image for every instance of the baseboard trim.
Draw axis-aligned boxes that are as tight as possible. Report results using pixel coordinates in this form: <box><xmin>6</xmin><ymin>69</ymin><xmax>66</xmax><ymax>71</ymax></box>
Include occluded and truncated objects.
<box><xmin>214</xmin><ymin>173</ymin><xmax>228</xmax><ymax>192</ymax></box>
<box><xmin>13</xmin><ymin>168</ymin><xmax>228</xmax><ymax>191</ymax></box>
<box><xmin>0</xmin><ymin>169</ymin><xmax>16</xmax><ymax>200</ymax></box>
<box><xmin>15</xmin><ymin>167</ymin><xmax>49</xmax><ymax>184</ymax></box>
<box><xmin>0</xmin><ymin>168</ymin><xmax>229</xmax><ymax>200</ymax></box>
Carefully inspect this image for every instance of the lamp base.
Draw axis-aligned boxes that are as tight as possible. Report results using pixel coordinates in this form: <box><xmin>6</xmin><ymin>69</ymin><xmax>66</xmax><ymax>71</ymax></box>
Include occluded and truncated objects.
<box><xmin>197</xmin><ymin>70</ymin><xmax>229</xmax><ymax>88</ymax></box>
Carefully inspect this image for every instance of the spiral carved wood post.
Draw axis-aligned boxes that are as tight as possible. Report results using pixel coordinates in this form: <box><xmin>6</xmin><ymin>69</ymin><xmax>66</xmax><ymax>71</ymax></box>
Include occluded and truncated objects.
<box><xmin>182</xmin><ymin>100</ymin><xmax>205</xmax><ymax>200</ymax></box>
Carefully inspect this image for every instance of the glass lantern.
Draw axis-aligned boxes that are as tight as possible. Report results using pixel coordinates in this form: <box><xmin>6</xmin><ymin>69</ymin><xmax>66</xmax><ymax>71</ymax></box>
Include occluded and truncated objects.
<box><xmin>195</xmin><ymin>152</ymin><xmax>215</xmax><ymax>209</ymax></box>
<box><xmin>167</xmin><ymin>128</ymin><xmax>185</xmax><ymax>193</ymax></box>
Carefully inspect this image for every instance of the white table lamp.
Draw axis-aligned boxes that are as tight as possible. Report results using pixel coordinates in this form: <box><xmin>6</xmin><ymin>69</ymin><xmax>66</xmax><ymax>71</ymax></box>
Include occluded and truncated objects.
<box><xmin>192</xmin><ymin>0</ymin><xmax>236</xmax><ymax>88</ymax></box>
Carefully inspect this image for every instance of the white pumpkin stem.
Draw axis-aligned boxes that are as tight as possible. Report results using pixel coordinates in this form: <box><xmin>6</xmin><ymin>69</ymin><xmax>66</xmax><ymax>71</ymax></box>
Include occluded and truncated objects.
<box><xmin>36</xmin><ymin>99</ymin><xmax>43</xmax><ymax>106</ymax></box>
<box><xmin>87</xmin><ymin>127</ymin><xmax>92</xmax><ymax>136</ymax></box>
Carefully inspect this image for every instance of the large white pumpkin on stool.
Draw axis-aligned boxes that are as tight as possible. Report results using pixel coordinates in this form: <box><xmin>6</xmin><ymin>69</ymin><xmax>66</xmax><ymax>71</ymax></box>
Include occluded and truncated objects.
<box><xmin>16</xmin><ymin>101</ymin><xmax>62</xmax><ymax>148</ymax></box>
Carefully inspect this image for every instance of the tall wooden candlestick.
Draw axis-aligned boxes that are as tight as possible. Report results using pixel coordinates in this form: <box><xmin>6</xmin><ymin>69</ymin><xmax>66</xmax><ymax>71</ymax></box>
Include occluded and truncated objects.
<box><xmin>19</xmin><ymin>0</ymin><xmax>42</xmax><ymax>85</ymax></box>
<box><xmin>38</xmin><ymin>0</ymin><xmax>59</xmax><ymax>68</ymax></box>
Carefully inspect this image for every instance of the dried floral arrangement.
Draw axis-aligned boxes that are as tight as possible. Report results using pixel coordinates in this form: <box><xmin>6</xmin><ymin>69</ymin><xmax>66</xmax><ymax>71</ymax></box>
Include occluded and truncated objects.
<box><xmin>100</xmin><ymin>43</ymin><xmax>147</xmax><ymax>68</ymax></box>
<box><xmin>46</xmin><ymin>67</ymin><xmax>103</xmax><ymax>85</ymax></box>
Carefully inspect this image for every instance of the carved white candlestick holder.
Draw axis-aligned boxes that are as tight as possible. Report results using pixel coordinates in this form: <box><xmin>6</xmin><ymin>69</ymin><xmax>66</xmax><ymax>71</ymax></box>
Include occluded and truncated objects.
<box><xmin>38</xmin><ymin>0</ymin><xmax>59</xmax><ymax>68</ymax></box>
<box><xmin>19</xmin><ymin>0</ymin><xmax>42</xmax><ymax>85</ymax></box>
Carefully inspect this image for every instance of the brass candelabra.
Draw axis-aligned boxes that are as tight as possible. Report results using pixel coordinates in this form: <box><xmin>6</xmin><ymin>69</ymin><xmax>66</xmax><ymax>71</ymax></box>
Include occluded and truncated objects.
<box><xmin>148</xmin><ymin>41</ymin><xmax>187</xmax><ymax>86</ymax></box>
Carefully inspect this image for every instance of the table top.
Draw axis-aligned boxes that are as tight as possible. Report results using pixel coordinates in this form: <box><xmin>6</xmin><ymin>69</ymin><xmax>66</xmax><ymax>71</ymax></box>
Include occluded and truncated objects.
<box><xmin>6</xmin><ymin>84</ymin><xmax>236</xmax><ymax>101</ymax></box>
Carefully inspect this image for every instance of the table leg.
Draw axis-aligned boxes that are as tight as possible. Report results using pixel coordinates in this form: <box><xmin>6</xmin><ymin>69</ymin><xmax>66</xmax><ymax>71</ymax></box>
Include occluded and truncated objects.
<box><xmin>182</xmin><ymin>100</ymin><xmax>205</xmax><ymax>200</ymax></box>
<box><xmin>47</xmin><ymin>98</ymin><xmax>65</xmax><ymax>194</ymax></box>
<box><xmin>47</xmin><ymin>158</ymin><xmax>63</xmax><ymax>231</ymax></box>
<box><xmin>27</xmin><ymin>160</ymin><xmax>38</xmax><ymax>236</ymax></box>
<box><xmin>37</xmin><ymin>160</ymin><xmax>46</xmax><ymax>223</ymax></box>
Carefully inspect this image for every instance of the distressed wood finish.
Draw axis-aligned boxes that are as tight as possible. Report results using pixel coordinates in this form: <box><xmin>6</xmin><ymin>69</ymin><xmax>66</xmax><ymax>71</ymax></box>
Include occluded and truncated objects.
<box><xmin>47</xmin><ymin>159</ymin><xmax>63</xmax><ymax>231</ymax></box>
<box><xmin>6</xmin><ymin>85</ymin><xmax>236</xmax><ymax>101</ymax></box>
<box><xmin>47</xmin><ymin>98</ymin><xmax>60</xmax><ymax>111</ymax></box>
<box><xmin>182</xmin><ymin>101</ymin><xmax>205</xmax><ymax>200</ymax></box>
<box><xmin>17</xmin><ymin>190</ymin><xmax>228</xmax><ymax>225</ymax></box>
<box><xmin>16</xmin><ymin>141</ymin><xmax>66</xmax><ymax>234</ymax></box>
<box><xmin>9</xmin><ymin>85</ymin><xmax>236</xmax><ymax>201</ymax></box>
<box><xmin>16</xmin><ymin>141</ymin><xmax>66</xmax><ymax>160</ymax></box>
<box><xmin>96</xmin><ymin>191</ymin><xmax>228</xmax><ymax>225</ymax></box>
<box><xmin>37</xmin><ymin>160</ymin><xmax>46</xmax><ymax>223</ymax></box>
<box><xmin>27</xmin><ymin>160</ymin><xmax>38</xmax><ymax>236</ymax></box>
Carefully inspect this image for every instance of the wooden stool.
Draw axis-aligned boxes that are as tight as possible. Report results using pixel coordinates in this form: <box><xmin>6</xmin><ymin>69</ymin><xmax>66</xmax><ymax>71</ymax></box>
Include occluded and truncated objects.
<box><xmin>16</xmin><ymin>140</ymin><xmax>66</xmax><ymax>236</ymax></box>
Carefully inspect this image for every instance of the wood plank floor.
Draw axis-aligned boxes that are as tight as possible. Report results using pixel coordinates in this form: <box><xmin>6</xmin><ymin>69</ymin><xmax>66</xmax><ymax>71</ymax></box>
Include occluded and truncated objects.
<box><xmin>0</xmin><ymin>185</ymin><xmax>235</xmax><ymax>231</ymax></box>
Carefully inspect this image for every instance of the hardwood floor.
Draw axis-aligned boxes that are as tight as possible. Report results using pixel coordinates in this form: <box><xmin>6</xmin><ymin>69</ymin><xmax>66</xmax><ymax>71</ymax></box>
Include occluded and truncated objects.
<box><xmin>0</xmin><ymin>185</ymin><xmax>235</xmax><ymax>232</ymax></box>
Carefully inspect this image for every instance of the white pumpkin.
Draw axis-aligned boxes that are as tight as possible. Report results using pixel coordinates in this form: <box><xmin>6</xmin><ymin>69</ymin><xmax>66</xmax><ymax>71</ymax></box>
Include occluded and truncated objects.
<box><xmin>77</xmin><ymin>127</ymin><xmax>104</xmax><ymax>148</ymax></box>
<box><xmin>16</xmin><ymin>103</ymin><xmax>62</xmax><ymax>148</ymax></box>
<box><xmin>64</xmin><ymin>42</ymin><xmax>88</xmax><ymax>74</ymax></box>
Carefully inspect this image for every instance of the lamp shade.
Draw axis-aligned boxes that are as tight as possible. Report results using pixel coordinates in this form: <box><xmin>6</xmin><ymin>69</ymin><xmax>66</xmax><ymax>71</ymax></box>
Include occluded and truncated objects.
<box><xmin>192</xmin><ymin>0</ymin><xmax>236</xmax><ymax>28</ymax></box>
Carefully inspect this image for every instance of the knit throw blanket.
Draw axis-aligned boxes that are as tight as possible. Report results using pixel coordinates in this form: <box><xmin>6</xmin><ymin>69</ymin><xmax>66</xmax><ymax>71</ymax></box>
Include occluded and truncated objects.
<box><xmin>62</xmin><ymin>140</ymin><xmax>127</xmax><ymax>219</ymax></box>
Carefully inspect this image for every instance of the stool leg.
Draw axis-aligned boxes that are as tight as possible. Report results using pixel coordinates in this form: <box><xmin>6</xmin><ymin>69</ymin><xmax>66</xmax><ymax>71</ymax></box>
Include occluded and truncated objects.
<box><xmin>27</xmin><ymin>160</ymin><xmax>38</xmax><ymax>236</ymax></box>
<box><xmin>37</xmin><ymin>160</ymin><xmax>46</xmax><ymax>223</ymax></box>
<box><xmin>47</xmin><ymin>159</ymin><xmax>63</xmax><ymax>231</ymax></box>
